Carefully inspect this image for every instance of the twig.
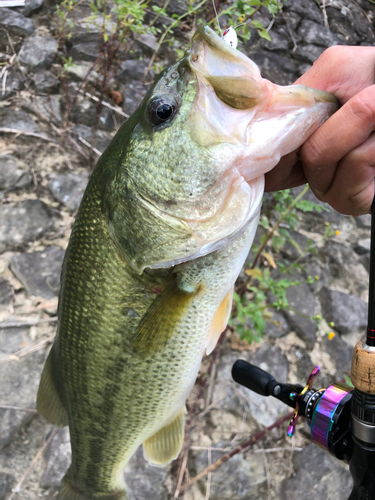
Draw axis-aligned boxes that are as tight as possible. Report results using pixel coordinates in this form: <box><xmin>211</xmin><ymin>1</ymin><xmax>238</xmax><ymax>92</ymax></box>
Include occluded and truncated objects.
<box><xmin>0</xmin><ymin>317</ymin><xmax>57</xmax><ymax>329</ymax></box>
<box><xmin>78</xmin><ymin>136</ymin><xmax>102</xmax><ymax>157</ymax></box>
<box><xmin>282</xmin><ymin>12</ymin><xmax>298</xmax><ymax>52</ymax></box>
<box><xmin>321</xmin><ymin>0</ymin><xmax>329</xmax><ymax>28</ymax></box>
<box><xmin>0</xmin><ymin>128</ymin><xmax>57</xmax><ymax>143</ymax></box>
<box><xmin>0</xmin><ymin>405</ymin><xmax>37</xmax><ymax>413</ymax></box>
<box><xmin>8</xmin><ymin>428</ymin><xmax>58</xmax><ymax>500</ymax></box>
<box><xmin>3</xmin><ymin>333</ymin><xmax>55</xmax><ymax>361</ymax></box>
<box><xmin>181</xmin><ymin>411</ymin><xmax>294</xmax><ymax>491</ymax></box>
<box><xmin>174</xmin><ymin>451</ymin><xmax>189</xmax><ymax>499</ymax></box>
<box><xmin>84</xmin><ymin>92</ymin><xmax>128</xmax><ymax>118</ymax></box>
<box><xmin>204</xmin><ymin>448</ymin><xmax>212</xmax><ymax>500</ymax></box>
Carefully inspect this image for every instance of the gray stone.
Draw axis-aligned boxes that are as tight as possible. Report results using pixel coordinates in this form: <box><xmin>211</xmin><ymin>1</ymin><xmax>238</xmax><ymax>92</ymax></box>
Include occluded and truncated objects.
<box><xmin>251</xmin><ymin>50</ymin><xmax>297</xmax><ymax>85</ymax></box>
<box><xmin>165</xmin><ymin>0</ymin><xmax>188</xmax><ymax>17</ymax></box>
<box><xmin>0</xmin><ymin>107</ymin><xmax>40</xmax><ymax>134</ymax></box>
<box><xmin>124</xmin><ymin>446</ymin><xmax>168</xmax><ymax>500</ymax></box>
<box><xmin>0</xmin><ymin>323</ymin><xmax>46</xmax><ymax>449</ymax></box>
<box><xmin>297</xmin><ymin>19</ymin><xmax>345</xmax><ymax>47</ymax></box>
<box><xmin>0</xmin><ymin>472</ymin><xmax>15</xmax><ymax>500</ymax></box>
<box><xmin>48</xmin><ymin>172</ymin><xmax>89</xmax><ymax>211</ymax></box>
<box><xmin>118</xmin><ymin>58</ymin><xmax>152</xmax><ymax>83</ymax></box>
<box><xmin>69</xmin><ymin>10</ymin><xmax>115</xmax><ymax>45</ymax></box>
<box><xmin>33</xmin><ymin>69</ymin><xmax>60</xmax><ymax>93</ymax></box>
<box><xmin>0</xmin><ymin>8</ymin><xmax>35</xmax><ymax>37</ymax></box>
<box><xmin>355</xmin><ymin>214</ymin><xmax>372</xmax><ymax>228</ymax></box>
<box><xmin>64</xmin><ymin>61</ymin><xmax>100</xmax><ymax>82</ymax></box>
<box><xmin>284</xmin><ymin>0</ymin><xmax>323</xmax><ymax>24</ymax></box>
<box><xmin>294</xmin><ymin>44</ymin><xmax>326</xmax><ymax>64</ymax></box>
<box><xmin>137</xmin><ymin>33</ymin><xmax>158</xmax><ymax>56</ymax></box>
<box><xmin>304</xmin><ymin>261</ymin><xmax>330</xmax><ymax>294</ymax></box>
<box><xmin>10</xmin><ymin>246</ymin><xmax>64</xmax><ymax>299</ymax></box>
<box><xmin>121</xmin><ymin>81</ymin><xmax>148</xmax><ymax>116</ymax></box>
<box><xmin>17</xmin><ymin>0</ymin><xmax>44</xmax><ymax>16</ymax></box>
<box><xmin>18</xmin><ymin>35</ymin><xmax>57</xmax><ymax>70</ymax></box>
<box><xmin>37</xmin><ymin>94</ymin><xmax>63</xmax><ymax>124</ymax></box>
<box><xmin>0</xmin><ymin>67</ymin><xmax>25</xmax><ymax>101</ymax></box>
<box><xmin>195</xmin><ymin>444</ymin><xmax>266</xmax><ymax>499</ymax></box>
<box><xmin>354</xmin><ymin>238</ymin><xmax>370</xmax><ymax>255</ymax></box>
<box><xmin>360</xmin><ymin>253</ymin><xmax>371</xmax><ymax>273</ymax></box>
<box><xmin>279</xmin><ymin>444</ymin><xmax>352</xmax><ymax>500</ymax></box>
<box><xmin>263</xmin><ymin>310</ymin><xmax>290</xmax><ymax>339</ymax></box>
<box><xmin>0</xmin><ymin>276</ymin><xmax>13</xmax><ymax>307</ymax></box>
<box><xmin>0</xmin><ymin>199</ymin><xmax>56</xmax><ymax>254</ymax></box>
<box><xmin>66</xmin><ymin>93</ymin><xmax>115</xmax><ymax>131</ymax></box>
<box><xmin>321</xmin><ymin>333</ymin><xmax>353</xmax><ymax>379</ymax></box>
<box><xmin>280</xmin><ymin>229</ymin><xmax>311</xmax><ymax>261</ymax></box>
<box><xmin>41</xmin><ymin>428</ymin><xmax>71</xmax><ymax>489</ymax></box>
<box><xmin>72</xmin><ymin>124</ymin><xmax>113</xmax><ymax>154</ymax></box>
<box><xmin>0</xmin><ymin>154</ymin><xmax>32</xmax><ymax>190</ymax></box>
<box><xmin>259</xmin><ymin>26</ymin><xmax>291</xmax><ymax>53</ymax></box>
<box><xmin>283</xmin><ymin>283</ymin><xmax>318</xmax><ymax>348</ymax></box>
<box><xmin>70</xmin><ymin>41</ymin><xmax>100</xmax><ymax>62</ymax></box>
<box><xmin>320</xmin><ymin>288</ymin><xmax>367</xmax><ymax>335</ymax></box>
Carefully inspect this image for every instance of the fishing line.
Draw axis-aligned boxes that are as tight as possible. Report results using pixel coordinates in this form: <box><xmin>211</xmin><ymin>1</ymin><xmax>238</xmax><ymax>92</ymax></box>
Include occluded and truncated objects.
<box><xmin>212</xmin><ymin>0</ymin><xmax>222</xmax><ymax>35</ymax></box>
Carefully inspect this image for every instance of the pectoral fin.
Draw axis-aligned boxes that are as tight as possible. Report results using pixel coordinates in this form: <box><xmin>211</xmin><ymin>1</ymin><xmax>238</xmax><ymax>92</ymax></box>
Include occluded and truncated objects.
<box><xmin>205</xmin><ymin>288</ymin><xmax>233</xmax><ymax>355</ymax></box>
<box><xmin>133</xmin><ymin>279</ymin><xmax>201</xmax><ymax>357</ymax></box>
<box><xmin>37</xmin><ymin>348</ymin><xmax>69</xmax><ymax>427</ymax></box>
<box><xmin>143</xmin><ymin>407</ymin><xmax>186</xmax><ymax>466</ymax></box>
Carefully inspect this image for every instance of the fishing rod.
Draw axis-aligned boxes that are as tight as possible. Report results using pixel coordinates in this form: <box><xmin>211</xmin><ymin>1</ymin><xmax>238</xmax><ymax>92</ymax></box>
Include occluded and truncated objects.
<box><xmin>232</xmin><ymin>201</ymin><xmax>375</xmax><ymax>499</ymax></box>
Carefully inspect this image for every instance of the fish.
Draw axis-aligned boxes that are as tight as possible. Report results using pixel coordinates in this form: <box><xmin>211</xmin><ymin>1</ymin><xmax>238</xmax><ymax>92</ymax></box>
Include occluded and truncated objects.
<box><xmin>37</xmin><ymin>26</ymin><xmax>338</xmax><ymax>500</ymax></box>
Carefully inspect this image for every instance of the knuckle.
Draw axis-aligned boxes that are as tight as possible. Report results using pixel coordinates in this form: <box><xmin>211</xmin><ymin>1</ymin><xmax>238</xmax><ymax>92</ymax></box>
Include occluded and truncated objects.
<box><xmin>347</xmin><ymin>90</ymin><xmax>375</xmax><ymax>126</ymax></box>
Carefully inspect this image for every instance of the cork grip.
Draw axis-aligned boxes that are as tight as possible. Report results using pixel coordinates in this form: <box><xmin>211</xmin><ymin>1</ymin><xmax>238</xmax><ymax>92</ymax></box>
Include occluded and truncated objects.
<box><xmin>351</xmin><ymin>340</ymin><xmax>375</xmax><ymax>394</ymax></box>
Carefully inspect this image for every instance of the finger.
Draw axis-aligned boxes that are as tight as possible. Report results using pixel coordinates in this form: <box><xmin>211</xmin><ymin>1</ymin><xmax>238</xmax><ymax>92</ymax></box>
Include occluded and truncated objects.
<box><xmin>318</xmin><ymin>131</ymin><xmax>375</xmax><ymax>216</ymax></box>
<box><xmin>301</xmin><ymin>85</ymin><xmax>375</xmax><ymax>198</ymax></box>
<box><xmin>264</xmin><ymin>150</ymin><xmax>306</xmax><ymax>192</ymax></box>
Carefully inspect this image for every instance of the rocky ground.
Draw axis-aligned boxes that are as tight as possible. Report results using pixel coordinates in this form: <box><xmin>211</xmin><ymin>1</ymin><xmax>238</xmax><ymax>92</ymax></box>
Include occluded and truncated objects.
<box><xmin>1</xmin><ymin>0</ymin><xmax>375</xmax><ymax>499</ymax></box>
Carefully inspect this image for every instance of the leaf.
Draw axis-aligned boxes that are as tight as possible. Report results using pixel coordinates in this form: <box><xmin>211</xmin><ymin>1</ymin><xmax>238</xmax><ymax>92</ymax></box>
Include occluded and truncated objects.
<box><xmin>245</xmin><ymin>268</ymin><xmax>264</xmax><ymax>279</ymax></box>
<box><xmin>262</xmin><ymin>252</ymin><xmax>277</xmax><ymax>269</ymax></box>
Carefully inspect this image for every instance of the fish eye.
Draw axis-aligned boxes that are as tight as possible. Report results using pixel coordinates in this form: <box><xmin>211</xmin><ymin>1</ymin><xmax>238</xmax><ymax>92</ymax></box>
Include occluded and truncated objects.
<box><xmin>148</xmin><ymin>97</ymin><xmax>177</xmax><ymax>126</ymax></box>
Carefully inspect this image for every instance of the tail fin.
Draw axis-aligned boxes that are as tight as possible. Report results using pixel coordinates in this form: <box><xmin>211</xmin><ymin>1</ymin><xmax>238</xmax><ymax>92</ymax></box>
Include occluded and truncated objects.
<box><xmin>58</xmin><ymin>474</ymin><xmax>128</xmax><ymax>500</ymax></box>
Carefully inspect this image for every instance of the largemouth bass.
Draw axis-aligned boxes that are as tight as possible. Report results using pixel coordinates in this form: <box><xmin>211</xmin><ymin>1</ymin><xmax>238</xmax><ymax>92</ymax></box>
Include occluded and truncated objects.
<box><xmin>37</xmin><ymin>26</ymin><xmax>338</xmax><ymax>500</ymax></box>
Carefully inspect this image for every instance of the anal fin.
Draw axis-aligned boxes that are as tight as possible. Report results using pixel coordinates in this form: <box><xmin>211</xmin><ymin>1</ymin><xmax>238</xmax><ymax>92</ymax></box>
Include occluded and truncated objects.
<box><xmin>143</xmin><ymin>407</ymin><xmax>185</xmax><ymax>466</ymax></box>
<box><xmin>205</xmin><ymin>287</ymin><xmax>233</xmax><ymax>355</ymax></box>
<box><xmin>37</xmin><ymin>348</ymin><xmax>69</xmax><ymax>427</ymax></box>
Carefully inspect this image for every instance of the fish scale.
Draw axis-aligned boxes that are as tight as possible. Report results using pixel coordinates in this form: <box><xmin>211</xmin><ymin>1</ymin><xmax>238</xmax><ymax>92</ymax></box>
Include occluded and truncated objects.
<box><xmin>37</xmin><ymin>26</ymin><xmax>338</xmax><ymax>499</ymax></box>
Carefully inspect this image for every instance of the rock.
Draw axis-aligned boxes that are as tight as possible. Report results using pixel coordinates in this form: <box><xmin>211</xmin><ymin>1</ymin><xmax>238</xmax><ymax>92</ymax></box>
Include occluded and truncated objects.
<box><xmin>10</xmin><ymin>246</ymin><xmax>64</xmax><ymax>299</ymax></box>
<box><xmin>0</xmin><ymin>67</ymin><xmax>25</xmax><ymax>101</ymax></box>
<box><xmin>69</xmin><ymin>10</ymin><xmax>115</xmax><ymax>45</ymax></box>
<box><xmin>263</xmin><ymin>310</ymin><xmax>290</xmax><ymax>339</ymax></box>
<box><xmin>360</xmin><ymin>253</ymin><xmax>371</xmax><ymax>273</ymax></box>
<box><xmin>354</xmin><ymin>238</ymin><xmax>370</xmax><ymax>255</ymax></box>
<box><xmin>355</xmin><ymin>214</ymin><xmax>371</xmax><ymax>228</ymax></box>
<box><xmin>18</xmin><ymin>35</ymin><xmax>57</xmax><ymax>70</ymax></box>
<box><xmin>72</xmin><ymin>124</ymin><xmax>113</xmax><ymax>154</ymax></box>
<box><xmin>293</xmin><ymin>44</ymin><xmax>326</xmax><ymax>64</ymax></box>
<box><xmin>194</xmin><ymin>444</ymin><xmax>266</xmax><ymax>500</ymax></box>
<box><xmin>259</xmin><ymin>26</ymin><xmax>291</xmax><ymax>53</ymax></box>
<box><xmin>280</xmin><ymin>229</ymin><xmax>311</xmax><ymax>261</ymax></box>
<box><xmin>303</xmin><ymin>261</ymin><xmax>331</xmax><ymax>294</ymax></box>
<box><xmin>321</xmin><ymin>333</ymin><xmax>353</xmax><ymax>379</ymax></box>
<box><xmin>121</xmin><ymin>81</ymin><xmax>148</xmax><ymax>117</ymax></box>
<box><xmin>0</xmin><ymin>276</ymin><xmax>13</xmax><ymax>307</ymax></box>
<box><xmin>0</xmin><ymin>107</ymin><xmax>40</xmax><ymax>134</ymax></box>
<box><xmin>17</xmin><ymin>0</ymin><xmax>44</xmax><ymax>17</ymax></box>
<box><xmin>165</xmin><ymin>0</ymin><xmax>188</xmax><ymax>17</ymax></box>
<box><xmin>279</xmin><ymin>444</ymin><xmax>352</xmax><ymax>500</ymax></box>
<box><xmin>124</xmin><ymin>446</ymin><xmax>168</xmax><ymax>500</ymax></box>
<box><xmin>118</xmin><ymin>58</ymin><xmax>152</xmax><ymax>83</ymax></box>
<box><xmin>0</xmin><ymin>154</ymin><xmax>32</xmax><ymax>190</ymax></box>
<box><xmin>284</xmin><ymin>0</ymin><xmax>323</xmax><ymax>24</ymax></box>
<box><xmin>137</xmin><ymin>33</ymin><xmax>158</xmax><ymax>56</ymax></box>
<box><xmin>66</xmin><ymin>92</ymin><xmax>115</xmax><ymax>131</ymax></box>
<box><xmin>251</xmin><ymin>50</ymin><xmax>297</xmax><ymax>85</ymax></box>
<box><xmin>0</xmin><ymin>472</ymin><xmax>15</xmax><ymax>500</ymax></box>
<box><xmin>0</xmin><ymin>199</ymin><xmax>56</xmax><ymax>254</ymax></box>
<box><xmin>297</xmin><ymin>19</ymin><xmax>345</xmax><ymax>46</ymax></box>
<box><xmin>320</xmin><ymin>288</ymin><xmax>367</xmax><ymax>335</ymax></box>
<box><xmin>48</xmin><ymin>172</ymin><xmax>89</xmax><ymax>211</ymax></box>
<box><xmin>41</xmin><ymin>428</ymin><xmax>71</xmax><ymax>489</ymax></box>
<box><xmin>70</xmin><ymin>41</ymin><xmax>100</xmax><ymax>62</ymax></box>
<box><xmin>33</xmin><ymin>69</ymin><xmax>60</xmax><ymax>93</ymax></box>
<box><xmin>0</xmin><ymin>8</ymin><xmax>35</xmax><ymax>38</ymax></box>
<box><xmin>65</xmin><ymin>61</ymin><xmax>100</xmax><ymax>82</ymax></box>
<box><xmin>283</xmin><ymin>283</ymin><xmax>318</xmax><ymax>348</ymax></box>
<box><xmin>37</xmin><ymin>94</ymin><xmax>63</xmax><ymax>124</ymax></box>
<box><xmin>0</xmin><ymin>323</ymin><xmax>46</xmax><ymax>449</ymax></box>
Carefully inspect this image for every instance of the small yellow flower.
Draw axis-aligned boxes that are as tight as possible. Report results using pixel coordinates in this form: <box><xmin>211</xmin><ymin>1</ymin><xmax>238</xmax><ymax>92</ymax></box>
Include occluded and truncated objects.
<box><xmin>239</xmin><ymin>16</ymin><xmax>243</xmax><ymax>21</ymax></box>
<box><xmin>329</xmin><ymin>321</ymin><xmax>335</xmax><ymax>327</ymax></box>
<box><xmin>315</xmin><ymin>275</ymin><xmax>319</xmax><ymax>281</ymax></box>
<box><xmin>325</xmin><ymin>221</ymin><xmax>330</xmax><ymax>226</ymax></box>
<box><xmin>335</xmin><ymin>230</ymin><xmax>340</xmax><ymax>235</ymax></box>
<box><xmin>327</xmin><ymin>332</ymin><xmax>336</xmax><ymax>341</ymax></box>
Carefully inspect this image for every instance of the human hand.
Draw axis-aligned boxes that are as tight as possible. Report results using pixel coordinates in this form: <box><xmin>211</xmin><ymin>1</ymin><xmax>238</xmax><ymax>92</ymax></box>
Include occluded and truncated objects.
<box><xmin>265</xmin><ymin>46</ymin><xmax>375</xmax><ymax>215</ymax></box>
